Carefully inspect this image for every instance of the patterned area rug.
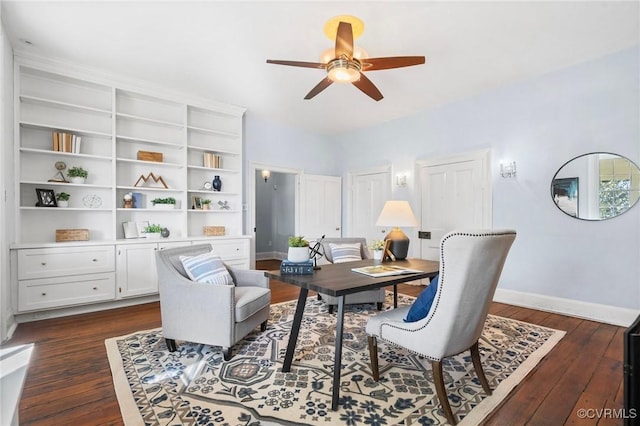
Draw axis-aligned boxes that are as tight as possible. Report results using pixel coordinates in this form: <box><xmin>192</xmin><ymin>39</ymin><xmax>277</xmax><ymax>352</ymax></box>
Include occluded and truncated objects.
<box><xmin>106</xmin><ymin>293</ymin><xmax>564</xmax><ymax>425</ymax></box>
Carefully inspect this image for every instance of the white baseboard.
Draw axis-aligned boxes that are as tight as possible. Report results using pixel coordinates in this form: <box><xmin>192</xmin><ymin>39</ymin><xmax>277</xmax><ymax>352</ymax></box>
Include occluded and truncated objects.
<box><xmin>256</xmin><ymin>251</ymin><xmax>286</xmax><ymax>261</ymax></box>
<box><xmin>494</xmin><ymin>288</ymin><xmax>639</xmax><ymax>327</ymax></box>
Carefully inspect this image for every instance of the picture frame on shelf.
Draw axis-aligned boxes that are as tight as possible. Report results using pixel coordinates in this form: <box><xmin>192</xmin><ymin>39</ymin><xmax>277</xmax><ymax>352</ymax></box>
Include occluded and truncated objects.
<box><xmin>122</xmin><ymin>221</ymin><xmax>150</xmax><ymax>239</ymax></box>
<box><xmin>192</xmin><ymin>196</ymin><xmax>202</xmax><ymax>210</ymax></box>
<box><xmin>35</xmin><ymin>188</ymin><xmax>57</xmax><ymax>207</ymax></box>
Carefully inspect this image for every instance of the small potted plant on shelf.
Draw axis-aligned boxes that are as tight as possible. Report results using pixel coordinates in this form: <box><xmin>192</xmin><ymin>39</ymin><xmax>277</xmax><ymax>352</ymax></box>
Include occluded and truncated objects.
<box><xmin>55</xmin><ymin>192</ymin><xmax>70</xmax><ymax>208</ymax></box>
<box><xmin>201</xmin><ymin>199</ymin><xmax>212</xmax><ymax>210</ymax></box>
<box><xmin>143</xmin><ymin>223</ymin><xmax>163</xmax><ymax>239</ymax></box>
<box><xmin>371</xmin><ymin>239</ymin><xmax>385</xmax><ymax>261</ymax></box>
<box><xmin>67</xmin><ymin>166</ymin><xmax>88</xmax><ymax>184</ymax></box>
<box><xmin>151</xmin><ymin>197</ymin><xmax>176</xmax><ymax>209</ymax></box>
<box><xmin>288</xmin><ymin>236</ymin><xmax>310</xmax><ymax>263</ymax></box>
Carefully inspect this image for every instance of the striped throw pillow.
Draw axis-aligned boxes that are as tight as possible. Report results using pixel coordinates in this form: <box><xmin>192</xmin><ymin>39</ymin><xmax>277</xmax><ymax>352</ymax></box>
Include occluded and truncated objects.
<box><xmin>330</xmin><ymin>243</ymin><xmax>362</xmax><ymax>263</ymax></box>
<box><xmin>180</xmin><ymin>252</ymin><xmax>234</xmax><ymax>285</ymax></box>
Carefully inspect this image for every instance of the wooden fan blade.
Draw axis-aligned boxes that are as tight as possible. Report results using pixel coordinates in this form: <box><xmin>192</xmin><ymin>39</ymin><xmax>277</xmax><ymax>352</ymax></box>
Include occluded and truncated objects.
<box><xmin>266</xmin><ymin>59</ymin><xmax>325</xmax><ymax>69</ymax></box>
<box><xmin>335</xmin><ymin>22</ymin><xmax>354</xmax><ymax>58</ymax></box>
<box><xmin>352</xmin><ymin>73</ymin><xmax>383</xmax><ymax>101</ymax></box>
<box><xmin>362</xmin><ymin>56</ymin><xmax>426</xmax><ymax>71</ymax></box>
<box><xmin>305</xmin><ymin>77</ymin><xmax>333</xmax><ymax>100</ymax></box>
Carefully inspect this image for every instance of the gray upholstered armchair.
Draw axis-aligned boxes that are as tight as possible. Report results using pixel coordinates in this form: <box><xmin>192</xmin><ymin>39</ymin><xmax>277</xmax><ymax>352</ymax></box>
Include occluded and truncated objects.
<box><xmin>366</xmin><ymin>229</ymin><xmax>516</xmax><ymax>425</ymax></box>
<box><xmin>315</xmin><ymin>237</ymin><xmax>386</xmax><ymax>313</ymax></box>
<box><xmin>155</xmin><ymin>244</ymin><xmax>271</xmax><ymax>360</ymax></box>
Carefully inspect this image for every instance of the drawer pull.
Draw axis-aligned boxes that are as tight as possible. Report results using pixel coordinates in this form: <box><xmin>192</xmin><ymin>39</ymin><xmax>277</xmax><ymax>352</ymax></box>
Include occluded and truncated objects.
<box><xmin>93</xmin><ymin>287</ymin><xmax>98</xmax><ymax>290</ymax></box>
<box><xmin>92</xmin><ymin>259</ymin><xmax>98</xmax><ymax>262</ymax></box>
<box><xmin>41</xmin><ymin>262</ymin><xmax>46</xmax><ymax>266</ymax></box>
<box><xmin>41</xmin><ymin>292</ymin><xmax>47</xmax><ymax>296</ymax></box>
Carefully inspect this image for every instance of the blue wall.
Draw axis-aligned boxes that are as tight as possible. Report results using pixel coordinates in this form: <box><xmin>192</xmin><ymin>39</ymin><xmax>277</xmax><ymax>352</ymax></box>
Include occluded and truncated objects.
<box><xmin>332</xmin><ymin>47</ymin><xmax>640</xmax><ymax>310</ymax></box>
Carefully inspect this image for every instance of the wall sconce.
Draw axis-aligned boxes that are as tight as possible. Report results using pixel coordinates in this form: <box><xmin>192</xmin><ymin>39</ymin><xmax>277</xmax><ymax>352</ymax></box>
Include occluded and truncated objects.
<box><xmin>500</xmin><ymin>161</ymin><xmax>517</xmax><ymax>178</ymax></box>
<box><xmin>396</xmin><ymin>173</ymin><xmax>408</xmax><ymax>187</ymax></box>
<box><xmin>261</xmin><ymin>170</ymin><xmax>271</xmax><ymax>182</ymax></box>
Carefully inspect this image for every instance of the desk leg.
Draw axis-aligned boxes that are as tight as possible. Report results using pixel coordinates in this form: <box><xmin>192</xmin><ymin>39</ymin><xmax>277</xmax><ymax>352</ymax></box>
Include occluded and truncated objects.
<box><xmin>282</xmin><ymin>288</ymin><xmax>308</xmax><ymax>372</ymax></box>
<box><xmin>393</xmin><ymin>284</ymin><xmax>398</xmax><ymax>308</ymax></box>
<box><xmin>331</xmin><ymin>295</ymin><xmax>345</xmax><ymax>411</ymax></box>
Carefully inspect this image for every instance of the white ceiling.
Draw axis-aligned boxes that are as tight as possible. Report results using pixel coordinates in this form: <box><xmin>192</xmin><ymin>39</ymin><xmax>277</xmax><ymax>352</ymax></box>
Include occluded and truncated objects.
<box><xmin>3</xmin><ymin>1</ymin><xmax>639</xmax><ymax>135</ymax></box>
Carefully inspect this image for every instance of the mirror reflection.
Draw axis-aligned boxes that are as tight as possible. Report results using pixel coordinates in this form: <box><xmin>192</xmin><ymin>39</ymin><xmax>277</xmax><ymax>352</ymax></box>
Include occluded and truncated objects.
<box><xmin>551</xmin><ymin>152</ymin><xmax>640</xmax><ymax>220</ymax></box>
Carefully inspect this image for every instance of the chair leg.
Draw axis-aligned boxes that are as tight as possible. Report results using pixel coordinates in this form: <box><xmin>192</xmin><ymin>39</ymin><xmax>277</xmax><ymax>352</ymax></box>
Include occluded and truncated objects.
<box><xmin>376</xmin><ymin>302</ymin><xmax>383</xmax><ymax>311</ymax></box>
<box><xmin>165</xmin><ymin>338</ymin><xmax>177</xmax><ymax>352</ymax></box>
<box><xmin>328</xmin><ymin>305</ymin><xmax>334</xmax><ymax>314</ymax></box>
<box><xmin>260</xmin><ymin>320</ymin><xmax>268</xmax><ymax>332</ymax></box>
<box><xmin>470</xmin><ymin>341</ymin><xmax>492</xmax><ymax>395</ymax></box>
<box><xmin>222</xmin><ymin>347</ymin><xmax>232</xmax><ymax>361</ymax></box>
<box><xmin>432</xmin><ymin>360</ymin><xmax>457</xmax><ymax>425</ymax></box>
<box><xmin>367</xmin><ymin>336</ymin><xmax>380</xmax><ymax>381</ymax></box>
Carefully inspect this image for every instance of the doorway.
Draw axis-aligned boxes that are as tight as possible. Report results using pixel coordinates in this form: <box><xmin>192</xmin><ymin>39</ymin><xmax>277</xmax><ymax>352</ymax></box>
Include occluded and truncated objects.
<box><xmin>248</xmin><ymin>162</ymin><xmax>303</xmax><ymax>267</ymax></box>
<box><xmin>254</xmin><ymin>170</ymin><xmax>296</xmax><ymax>261</ymax></box>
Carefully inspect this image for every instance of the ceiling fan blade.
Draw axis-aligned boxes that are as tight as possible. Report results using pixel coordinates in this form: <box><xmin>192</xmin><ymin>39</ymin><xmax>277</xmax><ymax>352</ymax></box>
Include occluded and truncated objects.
<box><xmin>352</xmin><ymin>73</ymin><xmax>383</xmax><ymax>101</ymax></box>
<box><xmin>304</xmin><ymin>77</ymin><xmax>333</xmax><ymax>100</ymax></box>
<box><xmin>362</xmin><ymin>56</ymin><xmax>426</xmax><ymax>71</ymax></box>
<box><xmin>266</xmin><ymin>59</ymin><xmax>325</xmax><ymax>69</ymax></box>
<box><xmin>335</xmin><ymin>22</ymin><xmax>354</xmax><ymax>58</ymax></box>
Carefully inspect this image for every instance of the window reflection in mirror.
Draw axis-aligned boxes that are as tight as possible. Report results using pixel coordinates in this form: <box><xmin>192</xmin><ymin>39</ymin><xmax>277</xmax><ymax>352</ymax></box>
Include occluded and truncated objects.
<box><xmin>551</xmin><ymin>153</ymin><xmax>640</xmax><ymax>220</ymax></box>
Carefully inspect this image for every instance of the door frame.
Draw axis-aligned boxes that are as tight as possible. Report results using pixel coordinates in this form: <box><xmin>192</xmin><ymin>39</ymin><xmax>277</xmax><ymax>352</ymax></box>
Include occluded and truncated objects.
<box><xmin>247</xmin><ymin>162</ymin><xmax>303</xmax><ymax>268</ymax></box>
<box><xmin>415</xmin><ymin>148</ymin><xmax>493</xmax><ymax>231</ymax></box>
<box><xmin>346</xmin><ymin>164</ymin><xmax>392</xmax><ymax>238</ymax></box>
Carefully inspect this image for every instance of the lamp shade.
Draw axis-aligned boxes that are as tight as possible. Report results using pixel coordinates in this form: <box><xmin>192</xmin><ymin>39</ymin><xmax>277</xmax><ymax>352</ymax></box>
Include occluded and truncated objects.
<box><xmin>375</xmin><ymin>200</ymin><xmax>418</xmax><ymax>227</ymax></box>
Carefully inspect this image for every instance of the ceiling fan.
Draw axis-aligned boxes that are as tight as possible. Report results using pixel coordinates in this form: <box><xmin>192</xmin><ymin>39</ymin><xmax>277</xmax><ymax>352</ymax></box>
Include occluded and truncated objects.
<box><xmin>266</xmin><ymin>17</ymin><xmax>425</xmax><ymax>101</ymax></box>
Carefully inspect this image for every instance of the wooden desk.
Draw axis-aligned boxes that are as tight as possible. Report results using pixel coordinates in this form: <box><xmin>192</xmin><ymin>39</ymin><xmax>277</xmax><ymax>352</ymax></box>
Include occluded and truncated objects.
<box><xmin>264</xmin><ymin>258</ymin><xmax>439</xmax><ymax>410</ymax></box>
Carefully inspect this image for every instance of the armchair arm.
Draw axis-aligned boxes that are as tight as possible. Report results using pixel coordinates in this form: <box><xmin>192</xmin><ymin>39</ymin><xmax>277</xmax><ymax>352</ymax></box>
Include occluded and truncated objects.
<box><xmin>228</xmin><ymin>267</ymin><xmax>269</xmax><ymax>288</ymax></box>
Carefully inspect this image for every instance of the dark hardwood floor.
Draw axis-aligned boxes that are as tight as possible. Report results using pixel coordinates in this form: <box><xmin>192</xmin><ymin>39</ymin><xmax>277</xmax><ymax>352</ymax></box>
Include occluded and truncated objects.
<box><xmin>4</xmin><ymin>259</ymin><xmax>624</xmax><ymax>425</ymax></box>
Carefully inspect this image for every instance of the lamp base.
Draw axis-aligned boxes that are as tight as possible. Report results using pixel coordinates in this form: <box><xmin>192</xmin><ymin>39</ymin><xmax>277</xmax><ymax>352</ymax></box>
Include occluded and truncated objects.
<box><xmin>384</xmin><ymin>227</ymin><xmax>410</xmax><ymax>260</ymax></box>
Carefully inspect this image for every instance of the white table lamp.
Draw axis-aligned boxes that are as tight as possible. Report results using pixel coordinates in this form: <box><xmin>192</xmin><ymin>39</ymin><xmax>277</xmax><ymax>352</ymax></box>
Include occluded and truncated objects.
<box><xmin>375</xmin><ymin>200</ymin><xmax>419</xmax><ymax>260</ymax></box>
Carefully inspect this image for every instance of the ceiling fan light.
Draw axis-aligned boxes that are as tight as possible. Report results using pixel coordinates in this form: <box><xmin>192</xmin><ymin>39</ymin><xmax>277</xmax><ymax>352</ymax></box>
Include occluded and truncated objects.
<box><xmin>327</xmin><ymin>58</ymin><xmax>361</xmax><ymax>83</ymax></box>
<box><xmin>328</xmin><ymin>66</ymin><xmax>360</xmax><ymax>83</ymax></box>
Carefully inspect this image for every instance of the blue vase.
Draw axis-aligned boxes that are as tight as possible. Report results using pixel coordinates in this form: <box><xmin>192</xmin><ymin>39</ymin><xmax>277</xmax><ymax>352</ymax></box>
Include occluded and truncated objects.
<box><xmin>212</xmin><ymin>175</ymin><xmax>222</xmax><ymax>192</ymax></box>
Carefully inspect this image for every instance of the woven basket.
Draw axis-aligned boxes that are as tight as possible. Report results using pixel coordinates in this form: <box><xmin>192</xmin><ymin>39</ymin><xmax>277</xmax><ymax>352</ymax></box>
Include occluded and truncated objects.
<box><xmin>203</xmin><ymin>226</ymin><xmax>225</xmax><ymax>236</ymax></box>
<box><xmin>56</xmin><ymin>229</ymin><xmax>89</xmax><ymax>242</ymax></box>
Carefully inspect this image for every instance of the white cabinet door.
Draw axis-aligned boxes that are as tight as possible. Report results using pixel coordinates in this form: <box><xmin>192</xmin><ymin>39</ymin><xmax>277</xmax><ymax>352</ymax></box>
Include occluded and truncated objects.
<box><xmin>116</xmin><ymin>243</ymin><xmax>159</xmax><ymax>298</ymax></box>
<box><xmin>299</xmin><ymin>174</ymin><xmax>342</xmax><ymax>239</ymax></box>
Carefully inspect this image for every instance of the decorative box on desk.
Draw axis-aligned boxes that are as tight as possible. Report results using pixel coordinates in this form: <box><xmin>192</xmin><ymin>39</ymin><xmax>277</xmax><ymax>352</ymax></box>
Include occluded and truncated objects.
<box><xmin>280</xmin><ymin>259</ymin><xmax>314</xmax><ymax>275</ymax></box>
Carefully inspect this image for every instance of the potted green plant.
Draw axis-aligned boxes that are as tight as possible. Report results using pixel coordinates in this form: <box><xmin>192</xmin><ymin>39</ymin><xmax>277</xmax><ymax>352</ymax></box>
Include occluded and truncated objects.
<box><xmin>150</xmin><ymin>197</ymin><xmax>176</xmax><ymax>209</ymax></box>
<box><xmin>143</xmin><ymin>223</ymin><xmax>163</xmax><ymax>239</ymax></box>
<box><xmin>56</xmin><ymin>192</ymin><xmax>70</xmax><ymax>208</ymax></box>
<box><xmin>371</xmin><ymin>239</ymin><xmax>385</xmax><ymax>261</ymax></box>
<box><xmin>201</xmin><ymin>199</ymin><xmax>212</xmax><ymax>210</ymax></box>
<box><xmin>67</xmin><ymin>166</ymin><xmax>88</xmax><ymax>184</ymax></box>
<box><xmin>288</xmin><ymin>236</ymin><xmax>310</xmax><ymax>263</ymax></box>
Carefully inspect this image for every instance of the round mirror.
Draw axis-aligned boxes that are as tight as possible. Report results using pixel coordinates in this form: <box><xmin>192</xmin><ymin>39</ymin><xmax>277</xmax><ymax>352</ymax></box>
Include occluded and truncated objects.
<box><xmin>551</xmin><ymin>152</ymin><xmax>640</xmax><ymax>220</ymax></box>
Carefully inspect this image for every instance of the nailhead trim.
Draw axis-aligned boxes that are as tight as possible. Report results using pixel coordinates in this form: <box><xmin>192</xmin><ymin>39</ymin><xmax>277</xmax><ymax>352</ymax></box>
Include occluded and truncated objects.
<box><xmin>375</xmin><ymin>229</ymin><xmax>517</xmax><ymax>361</ymax></box>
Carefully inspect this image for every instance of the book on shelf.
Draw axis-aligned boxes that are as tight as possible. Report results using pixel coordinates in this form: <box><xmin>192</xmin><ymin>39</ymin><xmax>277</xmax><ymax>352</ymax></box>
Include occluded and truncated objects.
<box><xmin>280</xmin><ymin>259</ymin><xmax>314</xmax><ymax>275</ymax></box>
<box><xmin>51</xmin><ymin>131</ymin><xmax>81</xmax><ymax>154</ymax></box>
<box><xmin>351</xmin><ymin>264</ymin><xmax>423</xmax><ymax>278</ymax></box>
<box><xmin>203</xmin><ymin>152</ymin><xmax>221</xmax><ymax>168</ymax></box>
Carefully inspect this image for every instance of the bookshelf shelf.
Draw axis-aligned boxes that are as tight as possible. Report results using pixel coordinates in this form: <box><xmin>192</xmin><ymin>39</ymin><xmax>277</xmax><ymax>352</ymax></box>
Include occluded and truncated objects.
<box><xmin>16</xmin><ymin>62</ymin><xmax>245</xmax><ymax>244</ymax></box>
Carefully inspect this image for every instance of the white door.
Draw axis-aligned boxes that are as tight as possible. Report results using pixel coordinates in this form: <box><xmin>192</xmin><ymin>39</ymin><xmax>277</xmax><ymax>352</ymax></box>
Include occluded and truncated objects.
<box><xmin>419</xmin><ymin>150</ymin><xmax>491</xmax><ymax>260</ymax></box>
<box><xmin>299</xmin><ymin>174</ymin><xmax>342</xmax><ymax>239</ymax></box>
<box><xmin>350</xmin><ymin>169</ymin><xmax>390</xmax><ymax>242</ymax></box>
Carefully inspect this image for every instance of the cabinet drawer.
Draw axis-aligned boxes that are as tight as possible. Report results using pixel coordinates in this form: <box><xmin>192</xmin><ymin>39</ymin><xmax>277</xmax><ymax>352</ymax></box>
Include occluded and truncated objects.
<box><xmin>211</xmin><ymin>239</ymin><xmax>249</xmax><ymax>260</ymax></box>
<box><xmin>17</xmin><ymin>246</ymin><xmax>115</xmax><ymax>280</ymax></box>
<box><xmin>18</xmin><ymin>273</ymin><xmax>116</xmax><ymax>311</ymax></box>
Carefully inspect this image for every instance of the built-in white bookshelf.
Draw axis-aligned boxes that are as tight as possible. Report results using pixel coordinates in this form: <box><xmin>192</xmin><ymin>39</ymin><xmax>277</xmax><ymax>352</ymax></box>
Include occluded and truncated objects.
<box><xmin>15</xmin><ymin>62</ymin><xmax>245</xmax><ymax>244</ymax></box>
